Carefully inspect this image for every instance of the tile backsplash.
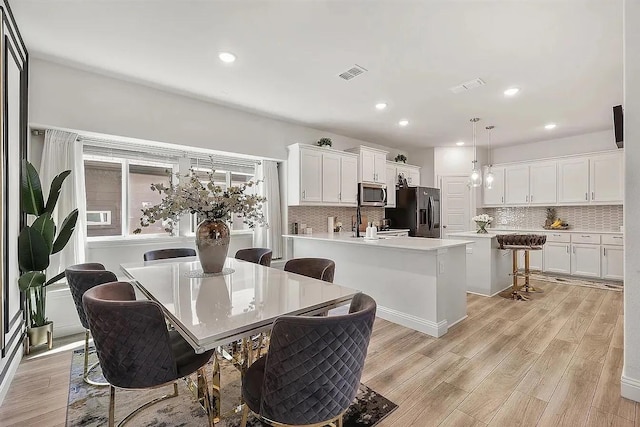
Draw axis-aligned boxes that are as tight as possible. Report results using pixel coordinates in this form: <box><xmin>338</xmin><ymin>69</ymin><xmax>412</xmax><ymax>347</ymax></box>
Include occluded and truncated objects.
<box><xmin>288</xmin><ymin>206</ymin><xmax>385</xmax><ymax>234</ymax></box>
<box><xmin>482</xmin><ymin>205</ymin><xmax>623</xmax><ymax>232</ymax></box>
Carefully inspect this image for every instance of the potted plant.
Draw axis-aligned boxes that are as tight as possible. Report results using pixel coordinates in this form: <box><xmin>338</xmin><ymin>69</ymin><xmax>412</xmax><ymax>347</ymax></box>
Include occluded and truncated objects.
<box><xmin>18</xmin><ymin>160</ymin><xmax>78</xmax><ymax>351</ymax></box>
<box><xmin>394</xmin><ymin>154</ymin><xmax>407</xmax><ymax>163</ymax></box>
<box><xmin>134</xmin><ymin>167</ymin><xmax>266</xmax><ymax>273</ymax></box>
<box><xmin>317</xmin><ymin>137</ymin><xmax>332</xmax><ymax>148</ymax></box>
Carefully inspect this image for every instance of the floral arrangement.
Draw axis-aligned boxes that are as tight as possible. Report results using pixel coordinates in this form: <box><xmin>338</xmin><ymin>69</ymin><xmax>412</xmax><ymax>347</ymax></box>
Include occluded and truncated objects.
<box><xmin>394</xmin><ymin>154</ymin><xmax>407</xmax><ymax>163</ymax></box>
<box><xmin>317</xmin><ymin>137</ymin><xmax>332</xmax><ymax>147</ymax></box>
<box><xmin>472</xmin><ymin>214</ymin><xmax>493</xmax><ymax>224</ymax></box>
<box><xmin>133</xmin><ymin>167</ymin><xmax>267</xmax><ymax>234</ymax></box>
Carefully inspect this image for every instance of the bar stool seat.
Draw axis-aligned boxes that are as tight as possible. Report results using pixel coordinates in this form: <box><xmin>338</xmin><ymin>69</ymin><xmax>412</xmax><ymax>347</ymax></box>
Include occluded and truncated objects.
<box><xmin>497</xmin><ymin>234</ymin><xmax>547</xmax><ymax>300</ymax></box>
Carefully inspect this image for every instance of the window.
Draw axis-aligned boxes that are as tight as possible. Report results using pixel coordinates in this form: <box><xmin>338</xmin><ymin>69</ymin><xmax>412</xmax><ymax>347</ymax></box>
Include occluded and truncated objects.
<box><xmin>128</xmin><ymin>163</ymin><xmax>172</xmax><ymax>235</ymax></box>
<box><xmin>85</xmin><ymin>159</ymin><xmax>122</xmax><ymax>237</ymax></box>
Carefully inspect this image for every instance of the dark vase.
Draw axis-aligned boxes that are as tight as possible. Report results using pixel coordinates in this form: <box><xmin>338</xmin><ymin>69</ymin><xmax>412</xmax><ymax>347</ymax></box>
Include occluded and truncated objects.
<box><xmin>195</xmin><ymin>219</ymin><xmax>230</xmax><ymax>273</ymax></box>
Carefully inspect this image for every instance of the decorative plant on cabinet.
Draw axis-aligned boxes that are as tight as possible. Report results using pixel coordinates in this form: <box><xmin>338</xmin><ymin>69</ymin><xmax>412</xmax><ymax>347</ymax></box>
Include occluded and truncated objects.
<box><xmin>18</xmin><ymin>160</ymin><xmax>78</xmax><ymax>352</ymax></box>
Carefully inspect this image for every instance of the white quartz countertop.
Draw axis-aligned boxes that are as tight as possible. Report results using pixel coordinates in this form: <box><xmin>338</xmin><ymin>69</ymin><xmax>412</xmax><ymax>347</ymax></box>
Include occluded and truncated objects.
<box><xmin>448</xmin><ymin>232</ymin><xmax>501</xmax><ymax>239</ymax></box>
<box><xmin>284</xmin><ymin>232</ymin><xmax>472</xmax><ymax>251</ymax></box>
<box><xmin>487</xmin><ymin>227</ymin><xmax>623</xmax><ymax>235</ymax></box>
<box><xmin>377</xmin><ymin>229</ymin><xmax>410</xmax><ymax>234</ymax></box>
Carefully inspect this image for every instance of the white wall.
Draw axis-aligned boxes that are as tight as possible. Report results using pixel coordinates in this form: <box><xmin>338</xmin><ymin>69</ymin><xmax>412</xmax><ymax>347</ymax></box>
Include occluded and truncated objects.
<box><xmin>434</xmin><ymin>146</ymin><xmax>488</xmax><ymax>182</ymax></box>
<box><xmin>406</xmin><ymin>147</ymin><xmax>435</xmax><ymax>187</ymax></box>
<box><xmin>491</xmin><ymin>129</ymin><xmax>616</xmax><ymax>164</ymax></box>
<box><xmin>622</xmin><ymin>0</ymin><xmax>640</xmax><ymax>402</ymax></box>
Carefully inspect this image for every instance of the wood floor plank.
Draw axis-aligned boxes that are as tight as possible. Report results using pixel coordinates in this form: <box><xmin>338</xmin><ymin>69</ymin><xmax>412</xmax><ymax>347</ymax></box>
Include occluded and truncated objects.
<box><xmin>611</xmin><ymin>314</ymin><xmax>624</xmax><ymax>349</ymax></box>
<box><xmin>365</xmin><ymin>352</ymin><xmax>434</xmax><ymax>396</ymax></box>
<box><xmin>556</xmin><ymin>297</ymin><xmax>599</xmax><ymax>344</ymax></box>
<box><xmin>573</xmin><ymin>318</ymin><xmax>616</xmax><ymax>363</ymax></box>
<box><xmin>586</xmin><ymin>406</ymin><xmax>634</xmax><ymax>427</ymax></box>
<box><xmin>592</xmin><ymin>347</ymin><xmax>636</xmax><ymax>421</ymax></box>
<box><xmin>487</xmin><ymin>390</ymin><xmax>547</xmax><ymax>427</ymax></box>
<box><xmin>450</xmin><ymin>318</ymin><xmax>514</xmax><ymax>359</ymax></box>
<box><xmin>516</xmin><ymin>338</ymin><xmax>578</xmax><ymax>402</ymax></box>
<box><xmin>440</xmin><ymin>409</ymin><xmax>487</xmax><ymax>427</ymax></box>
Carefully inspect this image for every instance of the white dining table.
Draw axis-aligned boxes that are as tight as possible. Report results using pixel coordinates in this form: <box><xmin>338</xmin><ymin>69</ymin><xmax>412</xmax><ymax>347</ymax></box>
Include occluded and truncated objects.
<box><xmin>120</xmin><ymin>257</ymin><xmax>360</xmax><ymax>354</ymax></box>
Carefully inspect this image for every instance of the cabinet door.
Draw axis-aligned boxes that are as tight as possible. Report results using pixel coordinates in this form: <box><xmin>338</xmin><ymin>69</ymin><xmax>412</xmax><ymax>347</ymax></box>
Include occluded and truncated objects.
<box><xmin>340</xmin><ymin>156</ymin><xmax>359</xmax><ymax>205</ymax></box>
<box><xmin>299</xmin><ymin>149</ymin><xmax>322</xmax><ymax>202</ymax></box>
<box><xmin>529</xmin><ymin>161</ymin><xmax>557</xmax><ymax>205</ymax></box>
<box><xmin>395</xmin><ymin>165</ymin><xmax>410</xmax><ymax>182</ymax></box>
<box><xmin>385</xmin><ymin>164</ymin><xmax>397</xmax><ymax>207</ymax></box>
<box><xmin>505</xmin><ymin>165</ymin><xmax>530</xmax><ymax>204</ymax></box>
<box><xmin>602</xmin><ymin>245</ymin><xmax>624</xmax><ymax>280</ymax></box>
<box><xmin>558</xmin><ymin>157</ymin><xmax>590</xmax><ymax>203</ymax></box>
<box><xmin>590</xmin><ymin>152</ymin><xmax>623</xmax><ymax>203</ymax></box>
<box><xmin>374</xmin><ymin>153</ymin><xmax>387</xmax><ymax>183</ymax></box>
<box><xmin>409</xmin><ymin>169</ymin><xmax>420</xmax><ymax>186</ymax></box>
<box><xmin>518</xmin><ymin>249</ymin><xmax>543</xmax><ymax>271</ymax></box>
<box><xmin>361</xmin><ymin>150</ymin><xmax>376</xmax><ymax>183</ymax></box>
<box><xmin>483</xmin><ymin>166</ymin><xmax>505</xmax><ymax>206</ymax></box>
<box><xmin>321</xmin><ymin>153</ymin><xmax>341</xmax><ymax>203</ymax></box>
<box><xmin>571</xmin><ymin>244</ymin><xmax>601</xmax><ymax>278</ymax></box>
<box><xmin>543</xmin><ymin>243</ymin><xmax>571</xmax><ymax>274</ymax></box>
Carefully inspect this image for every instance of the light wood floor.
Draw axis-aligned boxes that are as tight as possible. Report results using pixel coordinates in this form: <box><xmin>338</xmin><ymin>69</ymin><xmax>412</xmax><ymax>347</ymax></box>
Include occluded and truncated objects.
<box><xmin>0</xmin><ymin>281</ymin><xmax>633</xmax><ymax>426</ymax></box>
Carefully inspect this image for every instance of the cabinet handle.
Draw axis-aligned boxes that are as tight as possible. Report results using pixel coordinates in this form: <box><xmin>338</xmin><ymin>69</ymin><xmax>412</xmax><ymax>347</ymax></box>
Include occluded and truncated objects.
<box><xmin>566</xmin><ymin>245</ymin><xmax>569</xmax><ymax>253</ymax></box>
<box><xmin>585</xmin><ymin>192</ymin><xmax>588</xmax><ymax>200</ymax></box>
<box><xmin>592</xmin><ymin>191</ymin><xmax>595</xmax><ymax>200</ymax></box>
<box><xmin>530</xmin><ymin>195</ymin><xmax>533</xmax><ymax>202</ymax></box>
<box><xmin>604</xmin><ymin>247</ymin><xmax>607</xmax><ymax>256</ymax></box>
<box><xmin>573</xmin><ymin>246</ymin><xmax>576</xmax><ymax>254</ymax></box>
<box><xmin>581</xmin><ymin>235</ymin><xmax>591</xmax><ymax>238</ymax></box>
<box><xmin>501</xmin><ymin>196</ymin><xmax>504</xmax><ymax>203</ymax></box>
<box><xmin>613</xmin><ymin>236</ymin><xmax>622</xmax><ymax>239</ymax></box>
<box><xmin>302</xmin><ymin>190</ymin><xmax>306</xmax><ymax>200</ymax></box>
<box><xmin>526</xmin><ymin>195</ymin><xmax>529</xmax><ymax>202</ymax></box>
<box><xmin>339</xmin><ymin>192</ymin><xmax>342</xmax><ymax>201</ymax></box>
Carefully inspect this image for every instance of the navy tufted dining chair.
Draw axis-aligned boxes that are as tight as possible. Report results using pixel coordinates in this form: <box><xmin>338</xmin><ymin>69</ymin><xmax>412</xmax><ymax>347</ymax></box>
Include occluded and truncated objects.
<box><xmin>283</xmin><ymin>258</ymin><xmax>335</xmax><ymax>283</ymax></box>
<box><xmin>235</xmin><ymin>248</ymin><xmax>273</xmax><ymax>267</ymax></box>
<box><xmin>143</xmin><ymin>248</ymin><xmax>196</xmax><ymax>261</ymax></box>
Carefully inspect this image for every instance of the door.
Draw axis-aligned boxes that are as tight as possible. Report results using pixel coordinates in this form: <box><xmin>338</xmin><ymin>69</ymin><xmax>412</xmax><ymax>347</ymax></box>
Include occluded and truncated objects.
<box><xmin>340</xmin><ymin>156</ymin><xmax>358</xmax><ymax>205</ymax></box>
<box><xmin>409</xmin><ymin>168</ymin><xmax>420</xmax><ymax>186</ymax></box>
<box><xmin>483</xmin><ymin>166</ymin><xmax>505</xmax><ymax>206</ymax></box>
<box><xmin>529</xmin><ymin>161</ymin><xmax>557</xmax><ymax>205</ymax></box>
<box><xmin>571</xmin><ymin>244</ymin><xmax>601</xmax><ymax>278</ymax></box>
<box><xmin>440</xmin><ymin>176</ymin><xmax>471</xmax><ymax>238</ymax></box>
<box><xmin>590</xmin><ymin>152</ymin><xmax>623</xmax><ymax>203</ymax></box>
<box><xmin>602</xmin><ymin>245</ymin><xmax>624</xmax><ymax>280</ymax></box>
<box><xmin>385</xmin><ymin>164</ymin><xmax>397</xmax><ymax>207</ymax></box>
<box><xmin>374</xmin><ymin>153</ymin><xmax>387</xmax><ymax>183</ymax></box>
<box><xmin>543</xmin><ymin>243</ymin><xmax>571</xmax><ymax>274</ymax></box>
<box><xmin>321</xmin><ymin>153</ymin><xmax>341</xmax><ymax>203</ymax></box>
<box><xmin>505</xmin><ymin>165</ymin><xmax>530</xmax><ymax>204</ymax></box>
<box><xmin>300</xmin><ymin>149</ymin><xmax>322</xmax><ymax>202</ymax></box>
<box><xmin>558</xmin><ymin>157</ymin><xmax>590</xmax><ymax>203</ymax></box>
<box><xmin>361</xmin><ymin>150</ymin><xmax>376</xmax><ymax>183</ymax></box>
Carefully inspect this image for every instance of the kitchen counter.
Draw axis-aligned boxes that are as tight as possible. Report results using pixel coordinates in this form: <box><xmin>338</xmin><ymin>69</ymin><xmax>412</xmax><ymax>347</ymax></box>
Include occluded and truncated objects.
<box><xmin>283</xmin><ymin>232</ymin><xmax>472</xmax><ymax>252</ymax></box>
<box><xmin>284</xmin><ymin>232</ymin><xmax>471</xmax><ymax>337</ymax></box>
<box><xmin>377</xmin><ymin>229</ymin><xmax>410</xmax><ymax>235</ymax></box>
<box><xmin>488</xmin><ymin>227</ymin><xmax>623</xmax><ymax>235</ymax></box>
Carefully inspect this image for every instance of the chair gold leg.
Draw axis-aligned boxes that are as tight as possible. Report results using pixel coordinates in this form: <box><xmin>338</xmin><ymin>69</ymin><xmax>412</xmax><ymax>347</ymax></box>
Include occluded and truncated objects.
<box><xmin>240</xmin><ymin>404</ymin><xmax>249</xmax><ymax>427</ymax></box>
<box><xmin>83</xmin><ymin>330</ymin><xmax>109</xmax><ymax>386</ymax></box>
<box><xmin>336</xmin><ymin>414</ymin><xmax>344</xmax><ymax>427</ymax></box>
<box><xmin>118</xmin><ymin>383</ymin><xmax>179</xmax><ymax>426</ymax></box>
<box><xmin>109</xmin><ymin>385</ymin><xmax>116</xmax><ymax>427</ymax></box>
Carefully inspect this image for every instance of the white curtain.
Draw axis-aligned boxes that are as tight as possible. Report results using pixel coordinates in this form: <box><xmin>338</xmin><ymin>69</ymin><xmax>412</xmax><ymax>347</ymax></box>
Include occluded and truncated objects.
<box><xmin>40</xmin><ymin>130</ymin><xmax>86</xmax><ymax>280</ymax></box>
<box><xmin>253</xmin><ymin>160</ymin><xmax>283</xmax><ymax>258</ymax></box>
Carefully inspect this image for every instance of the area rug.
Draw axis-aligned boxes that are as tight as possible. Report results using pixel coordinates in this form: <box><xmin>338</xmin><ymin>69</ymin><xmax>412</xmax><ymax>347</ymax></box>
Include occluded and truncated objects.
<box><xmin>66</xmin><ymin>347</ymin><xmax>397</xmax><ymax>426</ymax></box>
<box><xmin>529</xmin><ymin>273</ymin><xmax>623</xmax><ymax>292</ymax></box>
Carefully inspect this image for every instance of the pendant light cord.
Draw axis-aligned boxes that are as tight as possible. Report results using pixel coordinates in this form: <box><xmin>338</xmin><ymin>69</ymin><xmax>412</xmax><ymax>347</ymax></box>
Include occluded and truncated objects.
<box><xmin>486</xmin><ymin>125</ymin><xmax>494</xmax><ymax>167</ymax></box>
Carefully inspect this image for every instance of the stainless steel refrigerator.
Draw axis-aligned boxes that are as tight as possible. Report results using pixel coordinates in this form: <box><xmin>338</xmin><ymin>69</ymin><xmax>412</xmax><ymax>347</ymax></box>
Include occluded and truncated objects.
<box><xmin>385</xmin><ymin>187</ymin><xmax>441</xmax><ymax>238</ymax></box>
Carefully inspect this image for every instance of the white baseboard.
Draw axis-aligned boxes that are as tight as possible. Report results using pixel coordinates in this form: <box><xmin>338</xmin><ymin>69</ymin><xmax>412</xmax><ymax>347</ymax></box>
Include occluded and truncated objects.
<box><xmin>621</xmin><ymin>374</ymin><xmax>640</xmax><ymax>402</ymax></box>
<box><xmin>0</xmin><ymin>348</ymin><xmax>22</xmax><ymax>406</ymax></box>
<box><xmin>377</xmin><ymin>306</ymin><xmax>448</xmax><ymax>337</ymax></box>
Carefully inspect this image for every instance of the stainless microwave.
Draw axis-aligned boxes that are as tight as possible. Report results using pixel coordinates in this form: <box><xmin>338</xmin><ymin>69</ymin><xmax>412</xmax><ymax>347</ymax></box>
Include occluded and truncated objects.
<box><xmin>358</xmin><ymin>182</ymin><xmax>387</xmax><ymax>207</ymax></box>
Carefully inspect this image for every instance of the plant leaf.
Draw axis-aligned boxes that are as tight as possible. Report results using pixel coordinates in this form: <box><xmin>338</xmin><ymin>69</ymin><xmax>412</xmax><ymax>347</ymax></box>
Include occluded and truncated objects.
<box><xmin>52</xmin><ymin>209</ymin><xmax>78</xmax><ymax>254</ymax></box>
<box><xmin>31</xmin><ymin>213</ymin><xmax>55</xmax><ymax>253</ymax></box>
<box><xmin>44</xmin><ymin>170</ymin><xmax>71</xmax><ymax>214</ymax></box>
<box><xmin>18</xmin><ymin>271</ymin><xmax>46</xmax><ymax>292</ymax></box>
<box><xmin>21</xmin><ymin>160</ymin><xmax>45</xmax><ymax>215</ymax></box>
<box><xmin>18</xmin><ymin>226</ymin><xmax>50</xmax><ymax>272</ymax></box>
<box><xmin>44</xmin><ymin>271</ymin><xmax>66</xmax><ymax>287</ymax></box>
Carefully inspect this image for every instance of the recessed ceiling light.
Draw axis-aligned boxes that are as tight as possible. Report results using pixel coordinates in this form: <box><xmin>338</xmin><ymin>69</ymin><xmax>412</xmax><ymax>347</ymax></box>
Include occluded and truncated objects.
<box><xmin>545</xmin><ymin>123</ymin><xmax>557</xmax><ymax>130</ymax></box>
<box><xmin>398</xmin><ymin>119</ymin><xmax>409</xmax><ymax>127</ymax></box>
<box><xmin>456</xmin><ymin>141</ymin><xmax>465</xmax><ymax>146</ymax></box>
<box><xmin>218</xmin><ymin>52</ymin><xmax>236</xmax><ymax>63</ymax></box>
<box><xmin>375</xmin><ymin>102</ymin><xmax>388</xmax><ymax>110</ymax></box>
<box><xmin>504</xmin><ymin>87</ymin><xmax>520</xmax><ymax>97</ymax></box>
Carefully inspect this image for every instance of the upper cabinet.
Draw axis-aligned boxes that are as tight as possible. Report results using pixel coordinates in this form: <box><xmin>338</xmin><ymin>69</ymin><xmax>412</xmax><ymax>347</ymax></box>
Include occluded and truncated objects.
<box><xmin>529</xmin><ymin>161</ymin><xmax>557</xmax><ymax>205</ymax></box>
<box><xmin>395</xmin><ymin>164</ymin><xmax>421</xmax><ymax>187</ymax></box>
<box><xmin>346</xmin><ymin>146</ymin><xmax>388</xmax><ymax>184</ymax></box>
<box><xmin>590</xmin><ymin>152</ymin><xmax>623</xmax><ymax>203</ymax></box>
<box><xmin>287</xmin><ymin>144</ymin><xmax>358</xmax><ymax>206</ymax></box>
<box><xmin>558</xmin><ymin>157</ymin><xmax>590</xmax><ymax>203</ymax></box>
<box><xmin>385</xmin><ymin>163</ymin><xmax>397</xmax><ymax>208</ymax></box>
<box><xmin>505</xmin><ymin>165</ymin><xmax>530</xmax><ymax>205</ymax></box>
<box><xmin>483</xmin><ymin>166</ymin><xmax>505</xmax><ymax>206</ymax></box>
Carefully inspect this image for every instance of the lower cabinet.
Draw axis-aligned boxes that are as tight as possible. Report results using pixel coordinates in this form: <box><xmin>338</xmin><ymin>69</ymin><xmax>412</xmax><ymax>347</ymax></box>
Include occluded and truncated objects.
<box><xmin>570</xmin><ymin>244</ymin><xmax>601</xmax><ymax>278</ymax></box>
<box><xmin>518</xmin><ymin>249</ymin><xmax>543</xmax><ymax>271</ymax></box>
<box><xmin>543</xmin><ymin>242</ymin><xmax>571</xmax><ymax>274</ymax></box>
<box><xmin>602</xmin><ymin>245</ymin><xmax>624</xmax><ymax>280</ymax></box>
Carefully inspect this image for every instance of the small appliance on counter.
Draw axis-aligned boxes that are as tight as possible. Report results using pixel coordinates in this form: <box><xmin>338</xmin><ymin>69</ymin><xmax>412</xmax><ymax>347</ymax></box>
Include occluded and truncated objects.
<box><xmin>380</xmin><ymin>218</ymin><xmax>391</xmax><ymax>231</ymax></box>
<box><xmin>385</xmin><ymin>186</ymin><xmax>441</xmax><ymax>238</ymax></box>
<box><xmin>358</xmin><ymin>182</ymin><xmax>387</xmax><ymax>207</ymax></box>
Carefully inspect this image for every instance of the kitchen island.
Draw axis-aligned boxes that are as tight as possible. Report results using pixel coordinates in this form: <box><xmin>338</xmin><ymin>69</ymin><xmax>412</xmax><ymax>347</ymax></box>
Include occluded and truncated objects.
<box><xmin>284</xmin><ymin>232</ymin><xmax>472</xmax><ymax>337</ymax></box>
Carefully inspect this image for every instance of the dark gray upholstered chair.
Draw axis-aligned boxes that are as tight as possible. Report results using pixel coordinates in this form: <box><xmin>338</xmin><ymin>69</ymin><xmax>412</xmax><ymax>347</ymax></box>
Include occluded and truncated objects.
<box><xmin>283</xmin><ymin>258</ymin><xmax>335</xmax><ymax>283</ymax></box>
<box><xmin>235</xmin><ymin>248</ymin><xmax>273</xmax><ymax>267</ymax></box>
<box><xmin>65</xmin><ymin>263</ymin><xmax>118</xmax><ymax>386</ymax></box>
<box><xmin>83</xmin><ymin>281</ymin><xmax>215</xmax><ymax>427</ymax></box>
<box><xmin>143</xmin><ymin>248</ymin><xmax>196</xmax><ymax>261</ymax></box>
<box><xmin>240</xmin><ymin>293</ymin><xmax>377</xmax><ymax>427</ymax></box>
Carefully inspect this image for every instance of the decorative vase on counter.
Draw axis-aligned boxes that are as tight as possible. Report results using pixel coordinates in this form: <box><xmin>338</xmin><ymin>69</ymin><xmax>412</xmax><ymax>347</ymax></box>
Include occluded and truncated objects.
<box><xmin>475</xmin><ymin>221</ymin><xmax>489</xmax><ymax>234</ymax></box>
<box><xmin>195</xmin><ymin>219</ymin><xmax>231</xmax><ymax>273</ymax></box>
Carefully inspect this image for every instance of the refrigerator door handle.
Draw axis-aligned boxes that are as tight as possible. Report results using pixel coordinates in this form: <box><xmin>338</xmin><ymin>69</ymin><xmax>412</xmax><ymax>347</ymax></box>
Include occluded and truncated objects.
<box><xmin>427</xmin><ymin>197</ymin><xmax>432</xmax><ymax>230</ymax></box>
<box><xmin>431</xmin><ymin>196</ymin><xmax>436</xmax><ymax>232</ymax></box>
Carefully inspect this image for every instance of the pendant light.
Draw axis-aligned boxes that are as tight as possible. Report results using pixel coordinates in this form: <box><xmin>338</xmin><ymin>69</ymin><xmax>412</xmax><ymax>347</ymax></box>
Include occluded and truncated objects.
<box><xmin>485</xmin><ymin>125</ymin><xmax>495</xmax><ymax>189</ymax></box>
<box><xmin>469</xmin><ymin>117</ymin><xmax>482</xmax><ymax>187</ymax></box>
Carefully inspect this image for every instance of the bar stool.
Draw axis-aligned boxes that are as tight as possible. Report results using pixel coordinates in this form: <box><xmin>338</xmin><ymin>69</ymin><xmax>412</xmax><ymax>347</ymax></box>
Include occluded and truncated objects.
<box><xmin>497</xmin><ymin>234</ymin><xmax>547</xmax><ymax>300</ymax></box>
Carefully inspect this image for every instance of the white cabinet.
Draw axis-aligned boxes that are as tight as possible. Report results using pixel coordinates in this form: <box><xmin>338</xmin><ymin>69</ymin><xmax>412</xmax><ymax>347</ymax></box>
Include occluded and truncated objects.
<box><xmin>299</xmin><ymin>149</ymin><xmax>323</xmax><ymax>202</ymax></box>
<box><xmin>340</xmin><ymin>156</ymin><xmax>358</xmax><ymax>205</ymax></box>
<box><xmin>321</xmin><ymin>152</ymin><xmax>341</xmax><ymax>203</ymax></box>
<box><xmin>529</xmin><ymin>161</ymin><xmax>557</xmax><ymax>205</ymax></box>
<box><xmin>483</xmin><ymin>166</ymin><xmax>505</xmax><ymax>206</ymax></box>
<box><xmin>347</xmin><ymin>146</ymin><xmax>388</xmax><ymax>184</ymax></box>
<box><xmin>385</xmin><ymin>163</ymin><xmax>397</xmax><ymax>208</ymax></box>
<box><xmin>602</xmin><ymin>245</ymin><xmax>624</xmax><ymax>280</ymax></box>
<box><xmin>408</xmin><ymin>168</ymin><xmax>421</xmax><ymax>186</ymax></box>
<box><xmin>505</xmin><ymin>165</ymin><xmax>530</xmax><ymax>205</ymax></box>
<box><xmin>543</xmin><ymin>242</ymin><xmax>571</xmax><ymax>274</ymax></box>
<box><xmin>590</xmin><ymin>152</ymin><xmax>623</xmax><ymax>203</ymax></box>
<box><xmin>558</xmin><ymin>157</ymin><xmax>590</xmax><ymax>204</ymax></box>
<box><xmin>571</xmin><ymin>244</ymin><xmax>601</xmax><ymax>278</ymax></box>
<box><xmin>394</xmin><ymin>164</ymin><xmax>420</xmax><ymax>186</ymax></box>
<box><xmin>518</xmin><ymin>249</ymin><xmax>543</xmax><ymax>271</ymax></box>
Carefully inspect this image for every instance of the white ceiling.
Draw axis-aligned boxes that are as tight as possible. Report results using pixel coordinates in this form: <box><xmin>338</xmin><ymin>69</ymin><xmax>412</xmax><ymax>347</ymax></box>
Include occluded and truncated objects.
<box><xmin>12</xmin><ymin>0</ymin><xmax>623</xmax><ymax>149</ymax></box>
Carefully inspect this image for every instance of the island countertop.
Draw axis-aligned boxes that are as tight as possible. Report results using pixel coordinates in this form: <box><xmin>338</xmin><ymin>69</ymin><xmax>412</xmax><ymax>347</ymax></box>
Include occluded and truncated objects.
<box><xmin>283</xmin><ymin>232</ymin><xmax>472</xmax><ymax>251</ymax></box>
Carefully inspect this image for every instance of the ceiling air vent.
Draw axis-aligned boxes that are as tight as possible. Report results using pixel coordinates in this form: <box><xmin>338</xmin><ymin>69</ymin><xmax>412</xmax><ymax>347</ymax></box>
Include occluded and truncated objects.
<box><xmin>338</xmin><ymin>64</ymin><xmax>368</xmax><ymax>81</ymax></box>
<box><xmin>450</xmin><ymin>78</ymin><xmax>486</xmax><ymax>93</ymax></box>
